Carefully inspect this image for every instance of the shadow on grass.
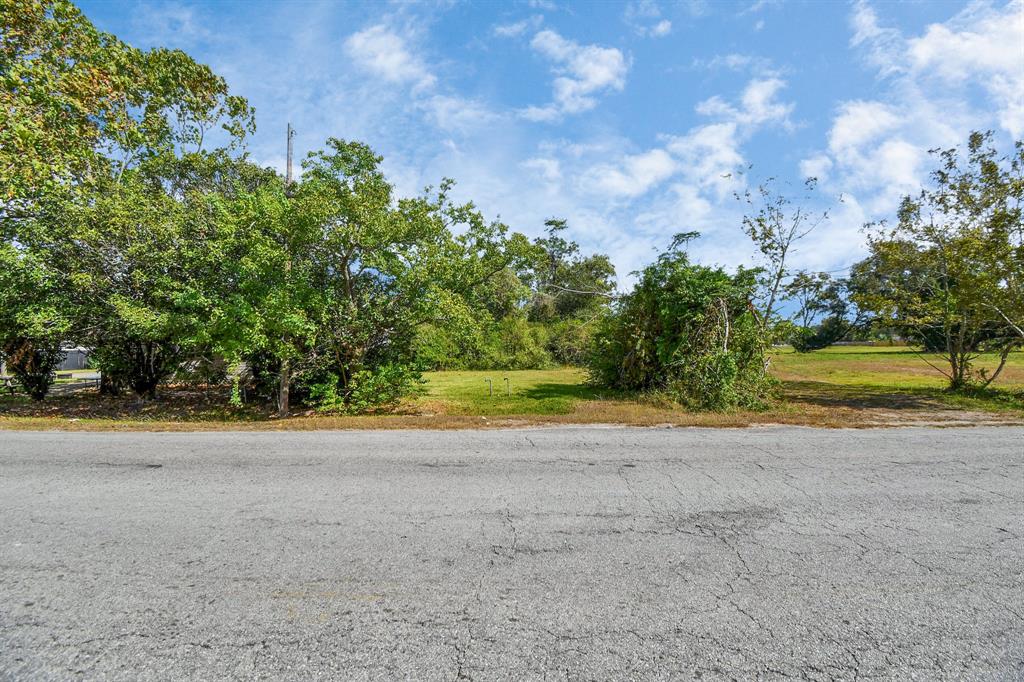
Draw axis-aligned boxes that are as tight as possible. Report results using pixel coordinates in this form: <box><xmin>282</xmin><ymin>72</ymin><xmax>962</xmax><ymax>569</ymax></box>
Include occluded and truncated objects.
<box><xmin>782</xmin><ymin>380</ymin><xmax>1024</xmax><ymax>412</ymax></box>
<box><xmin>0</xmin><ymin>385</ymin><xmax>271</xmax><ymax>422</ymax></box>
<box><xmin>783</xmin><ymin>380</ymin><xmax>953</xmax><ymax>410</ymax></box>
<box><xmin>521</xmin><ymin>382</ymin><xmax>610</xmax><ymax>402</ymax></box>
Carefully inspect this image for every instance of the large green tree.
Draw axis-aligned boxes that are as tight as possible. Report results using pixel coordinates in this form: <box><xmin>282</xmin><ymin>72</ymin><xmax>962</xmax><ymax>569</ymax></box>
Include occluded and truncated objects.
<box><xmin>2</xmin><ymin>0</ymin><xmax>254</xmax><ymax>398</ymax></box>
<box><xmin>857</xmin><ymin>132</ymin><xmax>1023</xmax><ymax>389</ymax></box>
<box><xmin>525</xmin><ymin>219</ymin><xmax>616</xmax><ymax>323</ymax></box>
<box><xmin>217</xmin><ymin>140</ymin><xmax>533</xmax><ymax>415</ymax></box>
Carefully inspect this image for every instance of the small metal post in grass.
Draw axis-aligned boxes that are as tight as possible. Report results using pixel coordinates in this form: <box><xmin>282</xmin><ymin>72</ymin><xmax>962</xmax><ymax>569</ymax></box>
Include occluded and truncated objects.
<box><xmin>504</xmin><ymin>377</ymin><xmax>510</xmax><ymax>396</ymax></box>
<box><xmin>485</xmin><ymin>378</ymin><xmax>493</xmax><ymax>397</ymax></box>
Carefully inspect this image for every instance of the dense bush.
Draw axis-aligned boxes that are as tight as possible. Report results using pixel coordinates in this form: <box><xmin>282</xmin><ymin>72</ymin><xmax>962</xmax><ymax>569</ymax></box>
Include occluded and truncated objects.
<box><xmin>588</xmin><ymin>247</ymin><xmax>774</xmax><ymax>411</ymax></box>
<box><xmin>486</xmin><ymin>317</ymin><xmax>553</xmax><ymax>370</ymax></box>
<box><xmin>546</xmin><ymin>318</ymin><xmax>598</xmax><ymax>366</ymax></box>
<box><xmin>306</xmin><ymin>363</ymin><xmax>424</xmax><ymax>414</ymax></box>
<box><xmin>1</xmin><ymin>338</ymin><xmax>65</xmax><ymax>401</ymax></box>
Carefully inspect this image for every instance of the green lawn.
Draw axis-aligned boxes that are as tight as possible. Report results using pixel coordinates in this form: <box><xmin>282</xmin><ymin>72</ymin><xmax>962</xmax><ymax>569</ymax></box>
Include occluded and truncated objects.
<box><xmin>772</xmin><ymin>344</ymin><xmax>1024</xmax><ymax>389</ymax></box>
<box><xmin>417</xmin><ymin>346</ymin><xmax>1024</xmax><ymax>417</ymax></box>
<box><xmin>418</xmin><ymin>368</ymin><xmax>606</xmax><ymax>416</ymax></box>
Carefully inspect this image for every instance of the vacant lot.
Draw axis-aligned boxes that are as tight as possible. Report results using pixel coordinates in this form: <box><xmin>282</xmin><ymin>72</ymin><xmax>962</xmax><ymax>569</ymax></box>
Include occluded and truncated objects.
<box><xmin>1</xmin><ymin>347</ymin><xmax>1022</xmax><ymax>430</ymax></box>
<box><xmin>2</xmin><ymin>427</ymin><xmax>1022</xmax><ymax>679</ymax></box>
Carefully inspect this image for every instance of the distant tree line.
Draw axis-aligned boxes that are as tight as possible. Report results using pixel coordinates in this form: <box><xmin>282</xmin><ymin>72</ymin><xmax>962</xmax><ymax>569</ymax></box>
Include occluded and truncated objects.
<box><xmin>2</xmin><ymin>1</ymin><xmax>1020</xmax><ymax>413</ymax></box>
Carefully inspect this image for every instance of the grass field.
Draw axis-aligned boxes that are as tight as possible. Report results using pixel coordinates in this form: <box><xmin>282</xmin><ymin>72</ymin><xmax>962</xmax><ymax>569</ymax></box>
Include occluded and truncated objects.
<box><xmin>1</xmin><ymin>346</ymin><xmax>1022</xmax><ymax>430</ymax></box>
<box><xmin>418</xmin><ymin>368</ymin><xmax>602</xmax><ymax>416</ymax></box>
<box><xmin>414</xmin><ymin>347</ymin><xmax>1024</xmax><ymax>415</ymax></box>
<box><xmin>772</xmin><ymin>344</ymin><xmax>1024</xmax><ymax>389</ymax></box>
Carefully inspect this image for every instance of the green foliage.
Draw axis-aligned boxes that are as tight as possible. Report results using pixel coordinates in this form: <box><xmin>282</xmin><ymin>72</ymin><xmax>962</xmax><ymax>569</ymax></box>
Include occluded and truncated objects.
<box><xmin>856</xmin><ymin>131</ymin><xmax>1024</xmax><ymax>390</ymax></box>
<box><xmin>411</xmin><ymin>217</ymin><xmax>616</xmax><ymax>372</ymax></box>
<box><xmin>2</xmin><ymin>2</ymin><xmax>253</xmax><ymax>398</ymax></box>
<box><xmin>0</xmin><ymin>242</ymin><xmax>72</xmax><ymax>399</ymax></box>
<box><xmin>1</xmin><ymin>338</ymin><xmax>64</xmax><ymax>400</ymax></box>
<box><xmin>212</xmin><ymin>140</ymin><xmax>534</xmax><ymax>413</ymax></box>
<box><xmin>525</xmin><ymin>219</ymin><xmax>616</xmax><ymax>322</ymax></box>
<box><xmin>488</xmin><ymin>317</ymin><xmax>552</xmax><ymax>370</ymax></box>
<box><xmin>546</xmin><ymin>318</ymin><xmax>599</xmax><ymax>366</ymax></box>
<box><xmin>306</xmin><ymin>364</ymin><xmax>424</xmax><ymax>415</ymax></box>
<box><xmin>790</xmin><ymin>317</ymin><xmax>852</xmax><ymax>353</ymax></box>
<box><xmin>1</xmin><ymin>0</ymin><xmax>253</xmax><ymax>211</ymax></box>
<box><xmin>784</xmin><ymin>271</ymin><xmax>864</xmax><ymax>352</ymax></box>
<box><xmin>588</xmin><ymin>240</ymin><xmax>774</xmax><ymax>411</ymax></box>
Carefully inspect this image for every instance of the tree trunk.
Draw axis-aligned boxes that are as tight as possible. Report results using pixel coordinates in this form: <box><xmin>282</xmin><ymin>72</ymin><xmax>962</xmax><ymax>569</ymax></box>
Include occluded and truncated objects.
<box><xmin>981</xmin><ymin>345</ymin><xmax>1013</xmax><ymax>388</ymax></box>
<box><xmin>277</xmin><ymin>357</ymin><xmax>290</xmax><ymax>417</ymax></box>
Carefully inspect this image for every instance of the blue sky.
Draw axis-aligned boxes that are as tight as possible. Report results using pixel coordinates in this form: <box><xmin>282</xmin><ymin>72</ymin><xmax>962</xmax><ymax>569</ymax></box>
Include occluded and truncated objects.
<box><xmin>80</xmin><ymin>0</ymin><xmax>1024</xmax><ymax>284</ymax></box>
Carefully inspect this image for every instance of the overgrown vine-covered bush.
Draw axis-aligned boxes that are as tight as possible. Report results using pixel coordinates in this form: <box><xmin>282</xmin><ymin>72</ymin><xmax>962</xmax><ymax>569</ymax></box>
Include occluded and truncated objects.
<box><xmin>587</xmin><ymin>247</ymin><xmax>774</xmax><ymax>411</ymax></box>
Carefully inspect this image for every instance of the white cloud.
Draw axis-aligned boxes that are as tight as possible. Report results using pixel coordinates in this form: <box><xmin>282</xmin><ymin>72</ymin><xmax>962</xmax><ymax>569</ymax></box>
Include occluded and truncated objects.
<box><xmin>665</xmin><ymin>123</ymin><xmax>745</xmax><ymax>196</ymax></box>
<box><xmin>799</xmin><ymin>154</ymin><xmax>832</xmax><ymax>183</ymax></box>
<box><xmin>849</xmin><ymin>0</ymin><xmax>905</xmax><ymax>76</ymax></box>
<box><xmin>420</xmin><ymin>95</ymin><xmax>501</xmax><ymax>134</ymax></box>
<box><xmin>493</xmin><ymin>16</ymin><xmax>543</xmax><ymax>38</ymax></box>
<box><xmin>850</xmin><ymin>0</ymin><xmax>1023</xmax><ymax>136</ymax></box>
<box><xmin>494</xmin><ymin>20</ymin><xmax>530</xmax><ymax>38</ymax></box>
<box><xmin>624</xmin><ymin>1</ymin><xmax>673</xmax><ymax>37</ymax></box>
<box><xmin>522</xmin><ymin>157</ymin><xmax>562</xmax><ymax>182</ymax></box>
<box><xmin>741</xmin><ymin>0</ymin><xmax>780</xmax><ymax>14</ymax></box>
<box><xmin>906</xmin><ymin>0</ymin><xmax>1024</xmax><ymax>137</ymax></box>
<box><xmin>691</xmin><ymin>53</ymin><xmax>783</xmax><ymax>79</ymax></box>
<box><xmin>651</xmin><ymin>20</ymin><xmax>673</xmax><ymax>37</ymax></box>
<box><xmin>803</xmin><ymin>0</ymin><xmax>1024</xmax><ymax>225</ymax></box>
<box><xmin>344</xmin><ymin>25</ymin><xmax>436</xmax><ymax>91</ymax></box>
<box><xmin>827</xmin><ymin>100</ymin><xmax>901</xmax><ymax>155</ymax></box>
<box><xmin>581</xmin><ymin>149</ymin><xmax>677</xmax><ymax>198</ymax></box>
<box><xmin>694</xmin><ymin>77</ymin><xmax>793</xmax><ymax>128</ymax></box>
<box><xmin>567</xmin><ymin>76</ymin><xmax>793</xmax><ymax>206</ymax></box>
<box><xmin>521</xmin><ymin>29</ymin><xmax>629</xmax><ymax>120</ymax></box>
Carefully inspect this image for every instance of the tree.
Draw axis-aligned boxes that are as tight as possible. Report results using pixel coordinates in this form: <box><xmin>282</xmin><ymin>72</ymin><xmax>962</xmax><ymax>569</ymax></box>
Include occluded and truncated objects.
<box><xmin>216</xmin><ymin>140</ymin><xmax>534</xmax><ymax>414</ymax></box>
<box><xmin>2</xmin><ymin>1</ymin><xmax>254</xmax><ymax>399</ymax></box>
<box><xmin>737</xmin><ymin>177</ymin><xmax>831</xmax><ymax>336</ymax></box>
<box><xmin>784</xmin><ymin>271</ymin><xmax>867</xmax><ymax>352</ymax></box>
<box><xmin>1</xmin><ymin>1</ymin><xmax>253</xmax><ymax>216</ymax></box>
<box><xmin>857</xmin><ymin>132</ymin><xmax>1024</xmax><ymax>389</ymax></box>
<box><xmin>0</xmin><ymin>244</ymin><xmax>72</xmax><ymax>399</ymax></box>
<box><xmin>526</xmin><ymin>219</ymin><xmax>616</xmax><ymax>322</ymax></box>
<box><xmin>2</xmin><ymin>0</ymin><xmax>136</xmax><ymax>209</ymax></box>
<box><xmin>588</xmin><ymin>234</ymin><xmax>772</xmax><ymax>411</ymax></box>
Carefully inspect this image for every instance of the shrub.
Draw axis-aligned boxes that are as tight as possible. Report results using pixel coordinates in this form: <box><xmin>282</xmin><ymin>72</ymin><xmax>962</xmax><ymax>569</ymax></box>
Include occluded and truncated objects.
<box><xmin>547</xmin><ymin>318</ymin><xmax>597</xmax><ymax>366</ymax></box>
<box><xmin>307</xmin><ymin>363</ymin><xmax>425</xmax><ymax>414</ymax></box>
<box><xmin>588</xmin><ymin>249</ymin><xmax>773</xmax><ymax>411</ymax></box>
<box><xmin>488</xmin><ymin>317</ymin><xmax>552</xmax><ymax>369</ymax></box>
<box><xmin>2</xmin><ymin>338</ymin><xmax>65</xmax><ymax>401</ymax></box>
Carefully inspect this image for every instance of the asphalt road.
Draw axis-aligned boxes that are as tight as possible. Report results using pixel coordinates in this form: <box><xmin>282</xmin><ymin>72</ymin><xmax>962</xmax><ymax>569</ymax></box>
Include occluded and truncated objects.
<box><xmin>1</xmin><ymin>427</ymin><xmax>1022</xmax><ymax>681</ymax></box>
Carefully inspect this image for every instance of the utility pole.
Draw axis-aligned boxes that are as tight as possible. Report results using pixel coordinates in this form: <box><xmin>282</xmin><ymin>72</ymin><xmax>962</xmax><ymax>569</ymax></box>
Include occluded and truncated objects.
<box><xmin>286</xmin><ymin>122</ymin><xmax>295</xmax><ymax>185</ymax></box>
<box><xmin>278</xmin><ymin>123</ymin><xmax>296</xmax><ymax>418</ymax></box>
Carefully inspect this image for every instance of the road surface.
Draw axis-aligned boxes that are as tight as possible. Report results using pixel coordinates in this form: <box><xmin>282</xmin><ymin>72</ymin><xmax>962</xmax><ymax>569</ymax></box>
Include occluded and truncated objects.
<box><xmin>1</xmin><ymin>427</ymin><xmax>1022</xmax><ymax>680</ymax></box>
